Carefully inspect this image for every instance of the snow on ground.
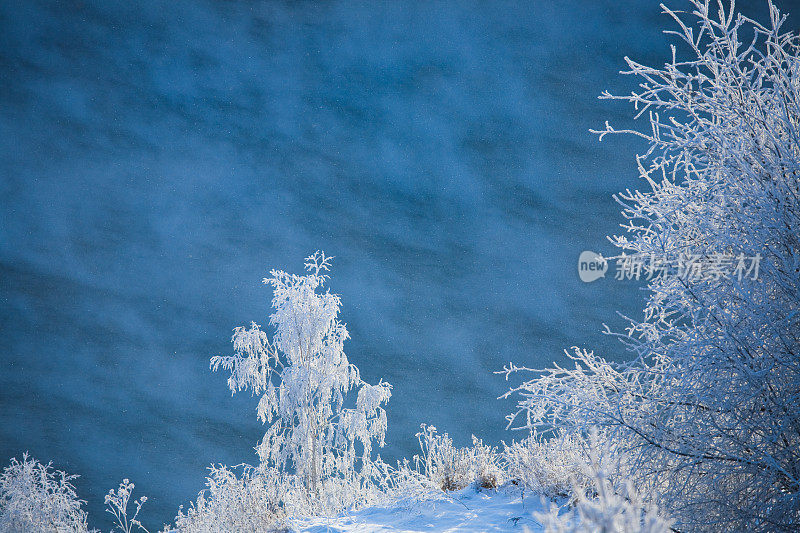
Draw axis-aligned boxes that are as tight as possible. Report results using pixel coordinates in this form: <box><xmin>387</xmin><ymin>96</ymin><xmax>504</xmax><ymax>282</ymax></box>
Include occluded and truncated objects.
<box><xmin>297</xmin><ymin>485</ymin><xmax>550</xmax><ymax>532</ymax></box>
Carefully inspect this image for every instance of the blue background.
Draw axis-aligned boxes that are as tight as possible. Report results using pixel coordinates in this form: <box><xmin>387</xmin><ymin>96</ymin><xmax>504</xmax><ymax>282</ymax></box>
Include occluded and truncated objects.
<box><xmin>2</xmin><ymin>1</ymin><xmax>797</xmax><ymax>530</ymax></box>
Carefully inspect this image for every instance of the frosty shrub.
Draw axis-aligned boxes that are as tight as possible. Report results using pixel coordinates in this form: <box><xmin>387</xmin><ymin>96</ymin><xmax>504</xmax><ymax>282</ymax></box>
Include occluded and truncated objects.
<box><xmin>0</xmin><ymin>453</ymin><xmax>90</xmax><ymax>533</ymax></box>
<box><xmin>210</xmin><ymin>252</ymin><xmax>392</xmax><ymax>515</ymax></box>
<box><xmin>504</xmin><ymin>1</ymin><xmax>800</xmax><ymax>530</ymax></box>
<box><xmin>503</xmin><ymin>432</ymin><xmax>589</xmax><ymax>499</ymax></box>
<box><xmin>368</xmin><ymin>458</ymin><xmax>445</xmax><ymax>510</ymax></box>
<box><xmin>414</xmin><ymin>425</ymin><xmax>504</xmax><ymax>492</ymax></box>
<box><xmin>105</xmin><ymin>479</ymin><xmax>149</xmax><ymax>533</ymax></box>
<box><xmin>535</xmin><ymin>432</ymin><xmax>672</xmax><ymax>533</ymax></box>
<box><xmin>166</xmin><ymin>465</ymin><xmax>290</xmax><ymax>533</ymax></box>
<box><xmin>470</xmin><ymin>436</ymin><xmax>505</xmax><ymax>490</ymax></box>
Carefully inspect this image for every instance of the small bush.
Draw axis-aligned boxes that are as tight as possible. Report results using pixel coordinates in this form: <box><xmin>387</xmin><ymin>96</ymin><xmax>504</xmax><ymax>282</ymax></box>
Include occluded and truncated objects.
<box><xmin>167</xmin><ymin>464</ymin><xmax>290</xmax><ymax>533</ymax></box>
<box><xmin>105</xmin><ymin>479</ymin><xmax>149</xmax><ymax>533</ymax></box>
<box><xmin>534</xmin><ymin>431</ymin><xmax>672</xmax><ymax>533</ymax></box>
<box><xmin>535</xmin><ymin>476</ymin><xmax>672</xmax><ymax>533</ymax></box>
<box><xmin>0</xmin><ymin>453</ymin><xmax>91</xmax><ymax>533</ymax></box>
<box><xmin>413</xmin><ymin>425</ymin><xmax>504</xmax><ymax>492</ymax></box>
<box><xmin>503</xmin><ymin>432</ymin><xmax>590</xmax><ymax>499</ymax></box>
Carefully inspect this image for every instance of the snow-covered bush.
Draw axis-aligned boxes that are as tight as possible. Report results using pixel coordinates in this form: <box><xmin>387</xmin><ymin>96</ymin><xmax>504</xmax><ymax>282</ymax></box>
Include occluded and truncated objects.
<box><xmin>470</xmin><ymin>436</ymin><xmax>505</xmax><ymax>490</ymax></box>
<box><xmin>503</xmin><ymin>432</ymin><xmax>589</xmax><ymax>499</ymax></box>
<box><xmin>0</xmin><ymin>453</ymin><xmax>91</xmax><ymax>533</ymax></box>
<box><xmin>504</xmin><ymin>1</ymin><xmax>800</xmax><ymax>530</ymax></box>
<box><xmin>534</xmin><ymin>435</ymin><xmax>672</xmax><ymax>533</ymax></box>
<box><xmin>536</xmin><ymin>484</ymin><xmax>671</xmax><ymax>533</ymax></box>
<box><xmin>413</xmin><ymin>425</ymin><xmax>504</xmax><ymax>492</ymax></box>
<box><xmin>166</xmin><ymin>464</ymin><xmax>290</xmax><ymax>533</ymax></box>
<box><xmin>369</xmin><ymin>458</ymin><xmax>446</xmax><ymax>509</ymax></box>
<box><xmin>210</xmin><ymin>252</ymin><xmax>392</xmax><ymax>515</ymax></box>
<box><xmin>105</xmin><ymin>479</ymin><xmax>149</xmax><ymax>533</ymax></box>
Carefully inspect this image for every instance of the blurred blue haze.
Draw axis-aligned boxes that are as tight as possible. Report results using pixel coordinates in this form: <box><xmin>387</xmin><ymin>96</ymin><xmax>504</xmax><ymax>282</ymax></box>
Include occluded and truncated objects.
<box><xmin>2</xmin><ymin>0</ymin><xmax>796</xmax><ymax>530</ymax></box>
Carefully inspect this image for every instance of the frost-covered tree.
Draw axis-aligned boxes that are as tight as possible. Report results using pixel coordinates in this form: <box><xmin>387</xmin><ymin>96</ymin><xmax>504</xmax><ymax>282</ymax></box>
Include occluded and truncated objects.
<box><xmin>503</xmin><ymin>1</ymin><xmax>800</xmax><ymax>531</ymax></box>
<box><xmin>211</xmin><ymin>252</ymin><xmax>392</xmax><ymax>507</ymax></box>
